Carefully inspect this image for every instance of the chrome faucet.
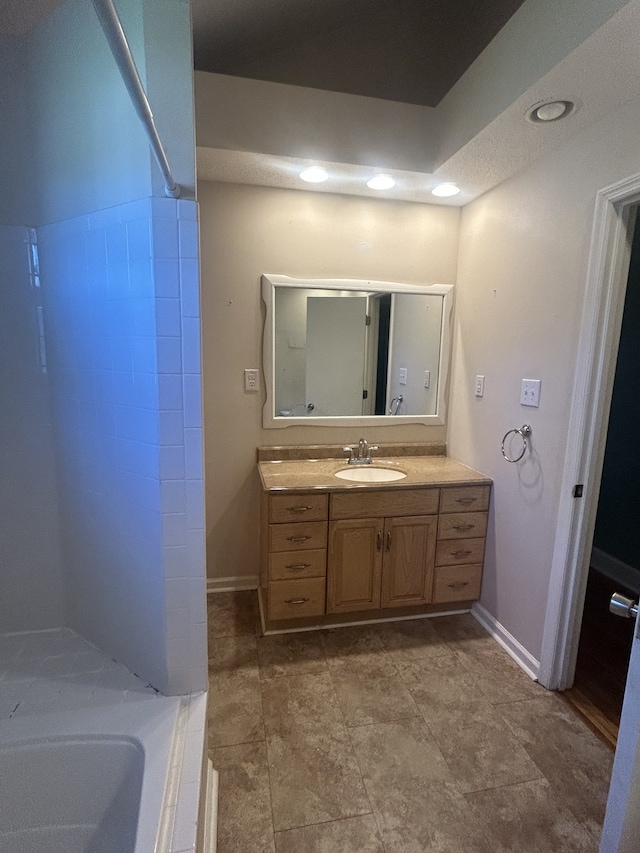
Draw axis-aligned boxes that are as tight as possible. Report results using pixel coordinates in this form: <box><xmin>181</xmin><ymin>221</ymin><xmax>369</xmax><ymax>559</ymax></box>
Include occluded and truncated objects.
<box><xmin>343</xmin><ymin>438</ymin><xmax>379</xmax><ymax>465</ymax></box>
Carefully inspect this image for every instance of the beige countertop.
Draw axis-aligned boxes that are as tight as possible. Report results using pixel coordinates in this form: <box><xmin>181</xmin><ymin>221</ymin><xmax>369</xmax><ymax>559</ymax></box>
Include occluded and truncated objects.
<box><xmin>258</xmin><ymin>456</ymin><xmax>492</xmax><ymax>492</ymax></box>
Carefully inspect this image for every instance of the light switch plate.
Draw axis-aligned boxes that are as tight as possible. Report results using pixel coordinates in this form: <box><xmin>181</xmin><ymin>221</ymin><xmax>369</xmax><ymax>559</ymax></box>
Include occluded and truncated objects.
<box><xmin>475</xmin><ymin>375</ymin><xmax>485</xmax><ymax>397</ymax></box>
<box><xmin>399</xmin><ymin>368</ymin><xmax>407</xmax><ymax>386</ymax></box>
<box><xmin>521</xmin><ymin>378</ymin><xmax>541</xmax><ymax>407</ymax></box>
<box><xmin>424</xmin><ymin>370</ymin><xmax>430</xmax><ymax>389</ymax></box>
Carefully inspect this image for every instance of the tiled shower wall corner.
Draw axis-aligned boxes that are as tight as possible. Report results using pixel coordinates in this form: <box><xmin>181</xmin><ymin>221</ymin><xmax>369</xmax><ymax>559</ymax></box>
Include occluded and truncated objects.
<box><xmin>153</xmin><ymin>197</ymin><xmax>207</xmax><ymax>696</ymax></box>
<box><xmin>38</xmin><ymin>197</ymin><xmax>206</xmax><ymax>696</ymax></box>
<box><xmin>0</xmin><ymin>225</ymin><xmax>64</xmax><ymax>631</ymax></box>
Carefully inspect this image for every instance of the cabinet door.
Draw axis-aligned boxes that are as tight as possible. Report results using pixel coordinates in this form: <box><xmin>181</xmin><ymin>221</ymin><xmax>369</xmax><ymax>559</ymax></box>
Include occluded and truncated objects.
<box><xmin>380</xmin><ymin>515</ymin><xmax>437</xmax><ymax>608</ymax></box>
<box><xmin>327</xmin><ymin>518</ymin><xmax>383</xmax><ymax>614</ymax></box>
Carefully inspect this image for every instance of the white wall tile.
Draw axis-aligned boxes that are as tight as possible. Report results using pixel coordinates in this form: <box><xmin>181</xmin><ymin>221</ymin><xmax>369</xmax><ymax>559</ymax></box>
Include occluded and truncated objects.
<box><xmin>157</xmin><ymin>336</ymin><xmax>183</xmax><ymax>374</ymax></box>
<box><xmin>153</xmin><ymin>218</ymin><xmax>179</xmax><ymax>259</ymax></box>
<box><xmin>178</xmin><ymin>219</ymin><xmax>199</xmax><ymax>259</ymax></box>
<box><xmin>154</xmin><ymin>258</ymin><xmax>180</xmax><ymax>298</ymax></box>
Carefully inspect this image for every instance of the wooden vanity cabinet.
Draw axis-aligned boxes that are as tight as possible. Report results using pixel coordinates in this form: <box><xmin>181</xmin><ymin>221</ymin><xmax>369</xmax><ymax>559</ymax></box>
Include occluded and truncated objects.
<box><xmin>433</xmin><ymin>485</ymin><xmax>490</xmax><ymax>603</ymax></box>
<box><xmin>327</xmin><ymin>488</ymin><xmax>439</xmax><ymax>614</ymax></box>
<box><xmin>261</xmin><ymin>492</ymin><xmax>328</xmax><ymax>622</ymax></box>
<box><xmin>260</xmin><ymin>480</ymin><xmax>491</xmax><ymax>629</ymax></box>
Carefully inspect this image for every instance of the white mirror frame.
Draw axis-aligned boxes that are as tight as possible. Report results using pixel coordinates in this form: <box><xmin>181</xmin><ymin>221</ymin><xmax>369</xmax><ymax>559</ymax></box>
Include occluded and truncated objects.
<box><xmin>262</xmin><ymin>274</ymin><xmax>454</xmax><ymax>429</ymax></box>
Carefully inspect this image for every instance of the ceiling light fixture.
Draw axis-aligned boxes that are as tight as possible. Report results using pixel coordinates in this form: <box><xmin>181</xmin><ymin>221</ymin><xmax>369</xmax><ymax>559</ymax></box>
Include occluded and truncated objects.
<box><xmin>432</xmin><ymin>182</ymin><xmax>461</xmax><ymax>198</ymax></box>
<box><xmin>299</xmin><ymin>167</ymin><xmax>329</xmax><ymax>183</ymax></box>
<box><xmin>367</xmin><ymin>174</ymin><xmax>396</xmax><ymax>190</ymax></box>
<box><xmin>526</xmin><ymin>99</ymin><xmax>575</xmax><ymax>124</ymax></box>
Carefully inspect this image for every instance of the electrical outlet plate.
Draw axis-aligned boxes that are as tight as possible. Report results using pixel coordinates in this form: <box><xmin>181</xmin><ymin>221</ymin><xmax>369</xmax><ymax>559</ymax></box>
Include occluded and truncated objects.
<box><xmin>399</xmin><ymin>368</ymin><xmax>407</xmax><ymax>386</ymax></box>
<box><xmin>520</xmin><ymin>378</ymin><xmax>541</xmax><ymax>407</ymax></box>
<box><xmin>244</xmin><ymin>369</ymin><xmax>259</xmax><ymax>392</ymax></box>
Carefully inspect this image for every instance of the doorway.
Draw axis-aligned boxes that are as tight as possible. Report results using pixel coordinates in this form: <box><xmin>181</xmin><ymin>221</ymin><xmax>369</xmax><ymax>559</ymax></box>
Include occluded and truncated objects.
<box><xmin>564</xmin><ymin>213</ymin><xmax>640</xmax><ymax>747</ymax></box>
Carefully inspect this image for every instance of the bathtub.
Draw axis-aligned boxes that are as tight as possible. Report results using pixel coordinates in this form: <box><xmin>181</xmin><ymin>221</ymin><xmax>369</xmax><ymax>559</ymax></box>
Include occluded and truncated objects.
<box><xmin>0</xmin><ymin>697</ymin><xmax>180</xmax><ymax>853</ymax></box>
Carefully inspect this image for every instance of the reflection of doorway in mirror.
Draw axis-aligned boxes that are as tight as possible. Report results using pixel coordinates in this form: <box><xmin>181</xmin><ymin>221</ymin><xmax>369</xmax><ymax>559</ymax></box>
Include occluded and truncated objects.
<box><xmin>387</xmin><ymin>294</ymin><xmax>443</xmax><ymax>416</ymax></box>
<box><xmin>306</xmin><ymin>296</ymin><xmax>367</xmax><ymax>415</ymax></box>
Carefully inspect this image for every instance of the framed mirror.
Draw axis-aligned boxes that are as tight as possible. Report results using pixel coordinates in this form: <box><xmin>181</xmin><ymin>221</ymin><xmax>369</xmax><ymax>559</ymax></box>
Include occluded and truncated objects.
<box><xmin>262</xmin><ymin>274</ymin><xmax>454</xmax><ymax>428</ymax></box>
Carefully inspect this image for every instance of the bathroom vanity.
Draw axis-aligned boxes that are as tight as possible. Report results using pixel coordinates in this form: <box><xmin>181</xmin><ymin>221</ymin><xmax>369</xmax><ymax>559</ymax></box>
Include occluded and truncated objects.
<box><xmin>258</xmin><ymin>448</ymin><xmax>491</xmax><ymax>632</ymax></box>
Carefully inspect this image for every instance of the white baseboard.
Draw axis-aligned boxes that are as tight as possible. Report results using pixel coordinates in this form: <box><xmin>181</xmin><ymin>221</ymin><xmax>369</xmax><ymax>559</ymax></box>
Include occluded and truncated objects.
<box><xmin>591</xmin><ymin>546</ymin><xmax>640</xmax><ymax>593</ymax></box>
<box><xmin>471</xmin><ymin>602</ymin><xmax>540</xmax><ymax>681</ymax></box>
<box><xmin>207</xmin><ymin>575</ymin><xmax>259</xmax><ymax>594</ymax></box>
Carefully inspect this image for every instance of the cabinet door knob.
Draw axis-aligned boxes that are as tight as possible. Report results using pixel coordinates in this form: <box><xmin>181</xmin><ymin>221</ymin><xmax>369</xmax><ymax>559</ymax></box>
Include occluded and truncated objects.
<box><xmin>287</xmin><ymin>505</ymin><xmax>313</xmax><ymax>513</ymax></box>
<box><xmin>452</xmin><ymin>523</ymin><xmax>474</xmax><ymax>531</ymax></box>
<box><xmin>285</xmin><ymin>597</ymin><xmax>310</xmax><ymax>605</ymax></box>
<box><xmin>386</xmin><ymin>532</ymin><xmax>392</xmax><ymax>551</ymax></box>
<box><xmin>287</xmin><ymin>535</ymin><xmax>311</xmax><ymax>542</ymax></box>
<box><xmin>286</xmin><ymin>563</ymin><xmax>311</xmax><ymax>571</ymax></box>
<box><xmin>447</xmin><ymin>581</ymin><xmax>469</xmax><ymax>589</ymax></box>
<box><xmin>452</xmin><ymin>549</ymin><xmax>472</xmax><ymax>558</ymax></box>
<box><xmin>455</xmin><ymin>497</ymin><xmax>477</xmax><ymax>505</ymax></box>
<box><xmin>376</xmin><ymin>530</ymin><xmax>383</xmax><ymax>551</ymax></box>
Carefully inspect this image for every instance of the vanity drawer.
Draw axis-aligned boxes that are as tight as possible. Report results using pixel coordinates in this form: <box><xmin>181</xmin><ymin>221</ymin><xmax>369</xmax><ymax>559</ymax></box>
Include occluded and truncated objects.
<box><xmin>330</xmin><ymin>488</ymin><xmax>439</xmax><ymax>520</ymax></box>
<box><xmin>269</xmin><ymin>521</ymin><xmax>328</xmax><ymax>552</ymax></box>
<box><xmin>439</xmin><ymin>485</ymin><xmax>490</xmax><ymax>514</ymax></box>
<box><xmin>436</xmin><ymin>537</ymin><xmax>486</xmax><ymax>567</ymax></box>
<box><xmin>438</xmin><ymin>511</ymin><xmax>488</xmax><ymax>540</ymax></box>
<box><xmin>268</xmin><ymin>577</ymin><xmax>326</xmax><ymax>621</ymax></box>
<box><xmin>269</xmin><ymin>549</ymin><xmax>327</xmax><ymax>580</ymax></box>
<box><xmin>433</xmin><ymin>565</ymin><xmax>483</xmax><ymax>603</ymax></box>
<box><xmin>269</xmin><ymin>493</ymin><xmax>328</xmax><ymax>524</ymax></box>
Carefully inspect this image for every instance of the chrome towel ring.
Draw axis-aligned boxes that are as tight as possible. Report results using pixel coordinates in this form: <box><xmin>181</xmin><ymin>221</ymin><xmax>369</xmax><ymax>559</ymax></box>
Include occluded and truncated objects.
<box><xmin>501</xmin><ymin>424</ymin><xmax>532</xmax><ymax>463</ymax></box>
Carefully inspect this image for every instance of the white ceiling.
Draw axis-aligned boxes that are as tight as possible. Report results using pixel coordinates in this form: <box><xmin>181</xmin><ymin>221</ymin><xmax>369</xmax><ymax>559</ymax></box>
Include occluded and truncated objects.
<box><xmin>196</xmin><ymin>0</ymin><xmax>640</xmax><ymax>206</ymax></box>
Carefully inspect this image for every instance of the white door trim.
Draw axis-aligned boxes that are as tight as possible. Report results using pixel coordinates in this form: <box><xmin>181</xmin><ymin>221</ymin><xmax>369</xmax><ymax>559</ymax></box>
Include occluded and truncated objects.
<box><xmin>539</xmin><ymin>174</ymin><xmax>640</xmax><ymax>690</ymax></box>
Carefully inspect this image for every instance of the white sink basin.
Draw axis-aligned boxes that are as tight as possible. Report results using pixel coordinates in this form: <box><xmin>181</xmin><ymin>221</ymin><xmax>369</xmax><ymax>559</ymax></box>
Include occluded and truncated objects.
<box><xmin>335</xmin><ymin>467</ymin><xmax>407</xmax><ymax>483</ymax></box>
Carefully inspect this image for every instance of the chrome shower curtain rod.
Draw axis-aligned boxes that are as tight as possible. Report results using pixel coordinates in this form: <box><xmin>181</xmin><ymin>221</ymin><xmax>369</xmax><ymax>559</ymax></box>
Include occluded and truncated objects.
<box><xmin>92</xmin><ymin>0</ymin><xmax>181</xmax><ymax>199</ymax></box>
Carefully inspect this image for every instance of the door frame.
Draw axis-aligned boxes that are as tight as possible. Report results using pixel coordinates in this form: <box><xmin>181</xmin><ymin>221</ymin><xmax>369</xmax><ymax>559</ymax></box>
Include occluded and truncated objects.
<box><xmin>539</xmin><ymin>172</ymin><xmax>640</xmax><ymax>690</ymax></box>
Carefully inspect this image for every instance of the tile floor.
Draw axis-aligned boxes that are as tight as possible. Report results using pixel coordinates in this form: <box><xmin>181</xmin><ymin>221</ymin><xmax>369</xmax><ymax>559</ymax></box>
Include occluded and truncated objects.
<box><xmin>207</xmin><ymin>592</ymin><xmax>613</xmax><ymax>853</ymax></box>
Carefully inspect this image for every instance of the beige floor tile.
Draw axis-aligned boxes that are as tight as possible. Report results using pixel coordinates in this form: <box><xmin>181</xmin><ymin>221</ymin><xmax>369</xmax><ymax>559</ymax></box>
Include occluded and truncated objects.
<box><xmin>329</xmin><ymin>658</ymin><xmax>420</xmax><ymax>727</ymax></box>
<box><xmin>396</xmin><ymin>652</ymin><xmax>486</xmax><ymax>717</ymax></box>
<box><xmin>208</xmin><ymin>635</ymin><xmax>264</xmax><ymax>748</ymax></box>
<box><xmin>465</xmin><ymin>778</ymin><xmax>597</xmax><ymax>853</ymax></box>
<box><xmin>262</xmin><ymin>673</ymin><xmax>370</xmax><ymax>830</ymax></box>
<box><xmin>450</xmin><ymin>635</ymin><xmax>545</xmax><ymax>704</ymax></box>
<box><xmin>320</xmin><ymin>625</ymin><xmax>389</xmax><ymax>666</ymax></box>
<box><xmin>498</xmin><ymin>695</ymin><xmax>614</xmax><ymax>840</ymax></box>
<box><xmin>212</xmin><ymin>741</ymin><xmax>275</xmax><ymax>853</ymax></box>
<box><xmin>257</xmin><ymin>631</ymin><xmax>327</xmax><ymax>680</ymax></box>
<box><xmin>375</xmin><ymin>617</ymin><xmax>453</xmax><ymax>662</ymax></box>
<box><xmin>430</xmin><ymin>612</ymin><xmax>489</xmax><ymax>643</ymax></box>
<box><xmin>350</xmin><ymin>718</ymin><xmax>492</xmax><ymax>853</ymax></box>
<box><xmin>207</xmin><ymin>590</ymin><xmax>260</xmax><ymax>641</ymax></box>
<box><xmin>274</xmin><ymin>815</ymin><xmax>384</xmax><ymax>853</ymax></box>
<box><xmin>423</xmin><ymin>699</ymin><xmax>544</xmax><ymax>793</ymax></box>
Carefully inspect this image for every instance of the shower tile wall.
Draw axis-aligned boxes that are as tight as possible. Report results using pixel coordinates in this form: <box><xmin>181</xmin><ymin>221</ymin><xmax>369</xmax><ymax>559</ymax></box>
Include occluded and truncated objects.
<box><xmin>38</xmin><ymin>198</ymin><xmax>206</xmax><ymax>696</ymax></box>
<box><xmin>0</xmin><ymin>225</ymin><xmax>64</xmax><ymax>631</ymax></box>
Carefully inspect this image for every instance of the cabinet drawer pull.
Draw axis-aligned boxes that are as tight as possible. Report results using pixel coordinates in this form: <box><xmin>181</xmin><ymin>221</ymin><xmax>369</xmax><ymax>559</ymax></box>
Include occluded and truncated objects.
<box><xmin>447</xmin><ymin>581</ymin><xmax>469</xmax><ymax>589</ymax></box>
<box><xmin>286</xmin><ymin>563</ymin><xmax>311</xmax><ymax>571</ymax></box>
<box><xmin>287</xmin><ymin>535</ymin><xmax>312</xmax><ymax>542</ymax></box>
<box><xmin>451</xmin><ymin>549</ymin><xmax>472</xmax><ymax>558</ymax></box>
<box><xmin>386</xmin><ymin>531</ymin><xmax>392</xmax><ymax>551</ymax></box>
<box><xmin>287</xmin><ymin>505</ymin><xmax>313</xmax><ymax>513</ymax></box>
<box><xmin>452</xmin><ymin>523</ymin><xmax>474</xmax><ymax>532</ymax></box>
<box><xmin>285</xmin><ymin>597</ymin><xmax>310</xmax><ymax>605</ymax></box>
<box><xmin>377</xmin><ymin>530</ymin><xmax>383</xmax><ymax>551</ymax></box>
<box><xmin>455</xmin><ymin>497</ymin><xmax>477</xmax><ymax>505</ymax></box>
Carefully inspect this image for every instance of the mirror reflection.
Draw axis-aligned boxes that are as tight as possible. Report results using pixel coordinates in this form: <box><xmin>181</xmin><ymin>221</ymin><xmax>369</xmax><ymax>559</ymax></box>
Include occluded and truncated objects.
<box><xmin>262</xmin><ymin>276</ymin><xmax>454</xmax><ymax>428</ymax></box>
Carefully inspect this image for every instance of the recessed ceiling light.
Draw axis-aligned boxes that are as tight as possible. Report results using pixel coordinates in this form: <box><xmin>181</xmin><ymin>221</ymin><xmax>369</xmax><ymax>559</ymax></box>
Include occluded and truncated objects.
<box><xmin>367</xmin><ymin>174</ymin><xmax>396</xmax><ymax>190</ymax></box>
<box><xmin>299</xmin><ymin>167</ymin><xmax>329</xmax><ymax>183</ymax></box>
<box><xmin>526</xmin><ymin>99</ymin><xmax>575</xmax><ymax>123</ymax></box>
<box><xmin>432</xmin><ymin>182</ymin><xmax>461</xmax><ymax>197</ymax></box>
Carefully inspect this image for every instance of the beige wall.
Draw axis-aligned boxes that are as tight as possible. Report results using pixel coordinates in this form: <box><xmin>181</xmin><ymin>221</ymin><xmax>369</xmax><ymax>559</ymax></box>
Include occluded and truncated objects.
<box><xmin>199</xmin><ymin>183</ymin><xmax>460</xmax><ymax>581</ymax></box>
<box><xmin>447</xmin><ymin>90</ymin><xmax>640</xmax><ymax>661</ymax></box>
